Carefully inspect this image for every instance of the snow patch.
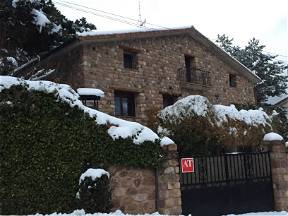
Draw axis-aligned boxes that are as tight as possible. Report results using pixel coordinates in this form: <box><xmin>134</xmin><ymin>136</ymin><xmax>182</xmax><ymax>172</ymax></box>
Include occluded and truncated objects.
<box><xmin>263</xmin><ymin>132</ymin><xmax>284</xmax><ymax>141</ymax></box>
<box><xmin>31</xmin><ymin>9</ymin><xmax>51</xmax><ymax>33</ymax></box>
<box><xmin>160</xmin><ymin>137</ymin><xmax>174</xmax><ymax>146</ymax></box>
<box><xmin>6</xmin><ymin>57</ymin><xmax>18</xmax><ymax>67</ymax></box>
<box><xmin>79</xmin><ymin>168</ymin><xmax>109</xmax><ymax>185</ymax></box>
<box><xmin>77</xmin><ymin>88</ymin><xmax>104</xmax><ymax>98</ymax></box>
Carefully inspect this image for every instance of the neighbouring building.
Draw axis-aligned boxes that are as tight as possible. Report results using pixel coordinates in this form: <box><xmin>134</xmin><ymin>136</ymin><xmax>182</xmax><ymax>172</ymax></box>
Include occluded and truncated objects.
<box><xmin>15</xmin><ymin>27</ymin><xmax>261</xmax><ymax>125</ymax></box>
<box><xmin>266</xmin><ymin>94</ymin><xmax>288</xmax><ymax>119</ymax></box>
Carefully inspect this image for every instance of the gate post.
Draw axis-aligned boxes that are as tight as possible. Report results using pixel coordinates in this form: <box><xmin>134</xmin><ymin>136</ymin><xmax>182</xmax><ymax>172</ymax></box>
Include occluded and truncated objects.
<box><xmin>157</xmin><ymin>144</ymin><xmax>182</xmax><ymax>215</ymax></box>
<box><xmin>267</xmin><ymin>139</ymin><xmax>288</xmax><ymax>211</ymax></box>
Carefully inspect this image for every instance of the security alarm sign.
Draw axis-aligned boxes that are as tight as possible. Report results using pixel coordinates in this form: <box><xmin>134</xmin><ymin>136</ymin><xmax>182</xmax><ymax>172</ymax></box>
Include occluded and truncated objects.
<box><xmin>181</xmin><ymin>158</ymin><xmax>195</xmax><ymax>173</ymax></box>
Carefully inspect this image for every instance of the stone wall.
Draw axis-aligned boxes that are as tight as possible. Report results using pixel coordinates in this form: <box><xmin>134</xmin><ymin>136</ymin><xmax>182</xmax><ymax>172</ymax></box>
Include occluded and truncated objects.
<box><xmin>269</xmin><ymin>140</ymin><xmax>288</xmax><ymax>210</ymax></box>
<box><xmin>109</xmin><ymin>144</ymin><xmax>182</xmax><ymax>215</ymax></box>
<box><xmin>157</xmin><ymin>144</ymin><xmax>182</xmax><ymax>215</ymax></box>
<box><xmin>109</xmin><ymin>167</ymin><xmax>156</xmax><ymax>214</ymax></box>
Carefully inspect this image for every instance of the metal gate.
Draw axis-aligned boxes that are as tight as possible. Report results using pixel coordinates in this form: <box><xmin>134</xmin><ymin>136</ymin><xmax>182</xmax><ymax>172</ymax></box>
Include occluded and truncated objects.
<box><xmin>180</xmin><ymin>152</ymin><xmax>274</xmax><ymax>216</ymax></box>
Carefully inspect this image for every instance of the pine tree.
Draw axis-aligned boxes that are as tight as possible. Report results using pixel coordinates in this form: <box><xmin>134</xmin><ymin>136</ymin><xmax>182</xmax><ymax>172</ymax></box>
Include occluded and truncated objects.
<box><xmin>216</xmin><ymin>34</ymin><xmax>288</xmax><ymax>104</ymax></box>
<box><xmin>0</xmin><ymin>0</ymin><xmax>96</xmax><ymax>75</ymax></box>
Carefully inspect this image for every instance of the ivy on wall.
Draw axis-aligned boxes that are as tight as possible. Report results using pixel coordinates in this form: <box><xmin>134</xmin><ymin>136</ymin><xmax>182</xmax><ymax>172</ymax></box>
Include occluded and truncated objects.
<box><xmin>0</xmin><ymin>86</ymin><xmax>164</xmax><ymax>214</ymax></box>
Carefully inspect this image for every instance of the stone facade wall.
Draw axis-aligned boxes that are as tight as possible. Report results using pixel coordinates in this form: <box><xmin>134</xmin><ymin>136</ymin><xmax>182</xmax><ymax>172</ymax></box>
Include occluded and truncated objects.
<box><xmin>108</xmin><ymin>144</ymin><xmax>182</xmax><ymax>215</ymax></box>
<box><xmin>26</xmin><ymin>33</ymin><xmax>257</xmax><ymax>125</ymax></box>
<box><xmin>81</xmin><ymin>34</ymin><xmax>256</xmax><ymax>124</ymax></box>
<box><xmin>269</xmin><ymin>140</ymin><xmax>288</xmax><ymax>210</ymax></box>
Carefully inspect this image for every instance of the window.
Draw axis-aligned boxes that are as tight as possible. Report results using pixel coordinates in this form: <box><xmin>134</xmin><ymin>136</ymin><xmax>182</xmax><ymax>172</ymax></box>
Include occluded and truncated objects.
<box><xmin>163</xmin><ymin>94</ymin><xmax>178</xmax><ymax>108</ymax></box>
<box><xmin>123</xmin><ymin>50</ymin><xmax>137</xmax><ymax>69</ymax></box>
<box><xmin>185</xmin><ymin>55</ymin><xmax>196</xmax><ymax>82</ymax></box>
<box><xmin>229</xmin><ymin>74</ymin><xmax>237</xmax><ymax>87</ymax></box>
<box><xmin>80</xmin><ymin>95</ymin><xmax>101</xmax><ymax>109</ymax></box>
<box><xmin>114</xmin><ymin>91</ymin><xmax>135</xmax><ymax>116</ymax></box>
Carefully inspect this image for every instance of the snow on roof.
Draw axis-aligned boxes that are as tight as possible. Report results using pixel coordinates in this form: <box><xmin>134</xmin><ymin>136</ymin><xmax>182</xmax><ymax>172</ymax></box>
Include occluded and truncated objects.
<box><xmin>159</xmin><ymin>95</ymin><xmax>271</xmax><ymax>127</ymax></box>
<box><xmin>77</xmin><ymin>88</ymin><xmax>104</xmax><ymax>98</ymax></box>
<box><xmin>78</xmin><ymin>28</ymin><xmax>154</xmax><ymax>37</ymax></box>
<box><xmin>77</xmin><ymin>26</ymin><xmax>191</xmax><ymax>37</ymax></box>
<box><xmin>79</xmin><ymin>168</ymin><xmax>109</xmax><ymax>185</ymax></box>
<box><xmin>0</xmin><ymin>76</ymin><xmax>172</xmax><ymax>145</ymax></box>
<box><xmin>31</xmin><ymin>9</ymin><xmax>51</xmax><ymax>33</ymax></box>
<box><xmin>263</xmin><ymin>132</ymin><xmax>284</xmax><ymax>142</ymax></box>
<box><xmin>265</xmin><ymin>94</ymin><xmax>288</xmax><ymax>106</ymax></box>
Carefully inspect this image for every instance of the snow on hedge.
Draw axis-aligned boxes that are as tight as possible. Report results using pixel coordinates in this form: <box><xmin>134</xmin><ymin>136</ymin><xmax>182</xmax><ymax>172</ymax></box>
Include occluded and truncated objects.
<box><xmin>214</xmin><ymin>105</ymin><xmax>270</xmax><ymax>127</ymax></box>
<box><xmin>263</xmin><ymin>132</ymin><xmax>284</xmax><ymax>141</ymax></box>
<box><xmin>79</xmin><ymin>169</ymin><xmax>109</xmax><ymax>185</ymax></box>
<box><xmin>33</xmin><ymin>209</ymin><xmax>167</xmax><ymax>216</ymax></box>
<box><xmin>159</xmin><ymin>95</ymin><xmax>271</xmax><ymax>127</ymax></box>
<box><xmin>159</xmin><ymin>95</ymin><xmax>210</xmax><ymax>121</ymax></box>
<box><xmin>0</xmin><ymin>76</ymin><xmax>172</xmax><ymax>145</ymax></box>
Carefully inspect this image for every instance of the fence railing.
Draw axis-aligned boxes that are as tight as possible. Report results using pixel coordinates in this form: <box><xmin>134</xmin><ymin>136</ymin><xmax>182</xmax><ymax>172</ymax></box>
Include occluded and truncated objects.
<box><xmin>178</xmin><ymin>67</ymin><xmax>211</xmax><ymax>86</ymax></box>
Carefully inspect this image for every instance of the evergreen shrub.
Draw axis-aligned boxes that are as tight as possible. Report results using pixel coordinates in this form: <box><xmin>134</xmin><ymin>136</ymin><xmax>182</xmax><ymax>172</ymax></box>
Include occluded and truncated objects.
<box><xmin>78</xmin><ymin>171</ymin><xmax>112</xmax><ymax>213</ymax></box>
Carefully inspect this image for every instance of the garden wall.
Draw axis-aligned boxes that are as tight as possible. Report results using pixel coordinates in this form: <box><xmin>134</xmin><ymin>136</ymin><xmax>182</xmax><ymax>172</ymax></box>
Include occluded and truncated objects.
<box><xmin>109</xmin><ymin>144</ymin><xmax>182</xmax><ymax>215</ymax></box>
<box><xmin>269</xmin><ymin>140</ymin><xmax>288</xmax><ymax>210</ymax></box>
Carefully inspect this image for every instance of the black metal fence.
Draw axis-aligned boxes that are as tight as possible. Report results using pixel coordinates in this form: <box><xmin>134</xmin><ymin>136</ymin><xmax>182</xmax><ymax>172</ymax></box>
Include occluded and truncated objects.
<box><xmin>180</xmin><ymin>152</ymin><xmax>274</xmax><ymax>216</ymax></box>
<box><xmin>180</xmin><ymin>152</ymin><xmax>272</xmax><ymax>187</ymax></box>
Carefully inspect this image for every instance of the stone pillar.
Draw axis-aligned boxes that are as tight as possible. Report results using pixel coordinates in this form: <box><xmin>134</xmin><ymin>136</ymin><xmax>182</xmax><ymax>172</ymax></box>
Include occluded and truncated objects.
<box><xmin>269</xmin><ymin>140</ymin><xmax>288</xmax><ymax>211</ymax></box>
<box><xmin>157</xmin><ymin>144</ymin><xmax>182</xmax><ymax>215</ymax></box>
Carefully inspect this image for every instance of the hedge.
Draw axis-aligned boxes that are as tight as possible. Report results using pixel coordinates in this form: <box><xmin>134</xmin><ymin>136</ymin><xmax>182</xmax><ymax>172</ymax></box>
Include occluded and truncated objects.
<box><xmin>0</xmin><ymin>86</ymin><xmax>164</xmax><ymax>214</ymax></box>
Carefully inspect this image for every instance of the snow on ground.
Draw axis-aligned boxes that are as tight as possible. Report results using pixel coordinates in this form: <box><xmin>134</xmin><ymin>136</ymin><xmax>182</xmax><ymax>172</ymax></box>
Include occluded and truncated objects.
<box><xmin>263</xmin><ymin>132</ymin><xmax>284</xmax><ymax>141</ymax></box>
<box><xmin>31</xmin><ymin>210</ymin><xmax>288</xmax><ymax>216</ymax></box>
<box><xmin>79</xmin><ymin>169</ymin><xmax>109</xmax><ymax>185</ymax></box>
<box><xmin>0</xmin><ymin>76</ymin><xmax>172</xmax><ymax>145</ymax></box>
<box><xmin>159</xmin><ymin>95</ymin><xmax>271</xmax><ymax>127</ymax></box>
<box><xmin>77</xmin><ymin>88</ymin><xmax>105</xmax><ymax>98</ymax></box>
<box><xmin>32</xmin><ymin>209</ymin><xmax>167</xmax><ymax>216</ymax></box>
<box><xmin>226</xmin><ymin>211</ymin><xmax>288</xmax><ymax>216</ymax></box>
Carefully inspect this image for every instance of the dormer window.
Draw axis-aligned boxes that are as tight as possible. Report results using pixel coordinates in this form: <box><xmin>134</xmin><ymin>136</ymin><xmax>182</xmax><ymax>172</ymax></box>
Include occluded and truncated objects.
<box><xmin>77</xmin><ymin>88</ymin><xmax>104</xmax><ymax>109</ymax></box>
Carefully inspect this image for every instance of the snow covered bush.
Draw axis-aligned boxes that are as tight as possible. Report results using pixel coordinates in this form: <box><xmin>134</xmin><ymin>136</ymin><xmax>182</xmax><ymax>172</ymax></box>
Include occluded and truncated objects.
<box><xmin>0</xmin><ymin>77</ymin><xmax>165</xmax><ymax>214</ymax></box>
<box><xmin>78</xmin><ymin>169</ymin><xmax>112</xmax><ymax>213</ymax></box>
<box><xmin>158</xmin><ymin>95</ymin><xmax>272</xmax><ymax>155</ymax></box>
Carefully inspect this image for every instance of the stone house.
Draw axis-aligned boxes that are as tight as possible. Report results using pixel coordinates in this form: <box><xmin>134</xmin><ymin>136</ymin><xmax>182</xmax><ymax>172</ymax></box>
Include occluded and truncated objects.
<box><xmin>16</xmin><ymin>27</ymin><xmax>260</xmax><ymax>125</ymax></box>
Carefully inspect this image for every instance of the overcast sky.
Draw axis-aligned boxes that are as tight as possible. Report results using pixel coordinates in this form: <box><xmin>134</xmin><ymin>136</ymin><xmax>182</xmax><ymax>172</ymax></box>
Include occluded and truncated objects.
<box><xmin>54</xmin><ymin>0</ymin><xmax>287</xmax><ymax>63</ymax></box>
